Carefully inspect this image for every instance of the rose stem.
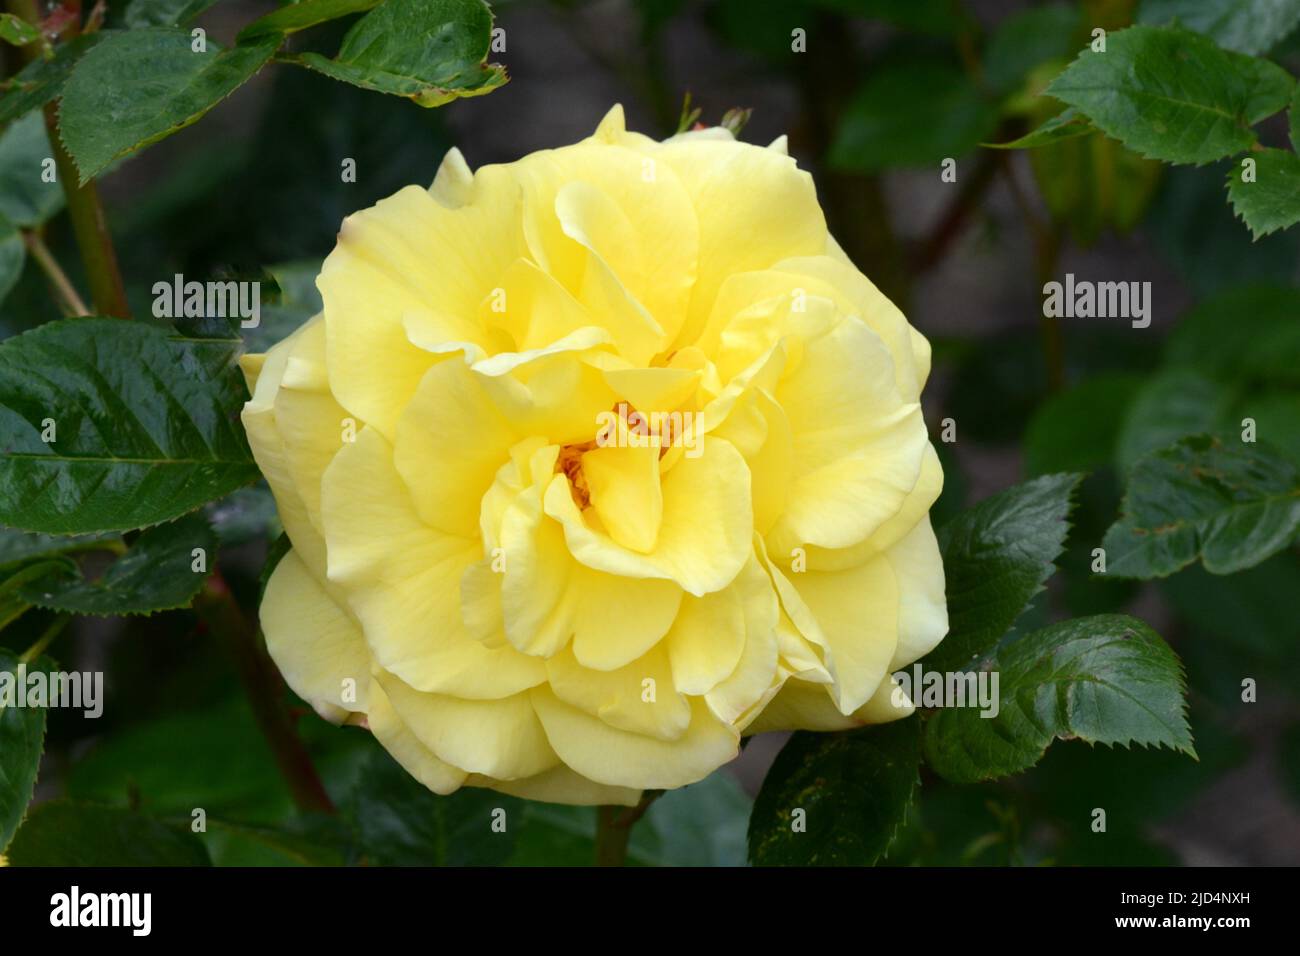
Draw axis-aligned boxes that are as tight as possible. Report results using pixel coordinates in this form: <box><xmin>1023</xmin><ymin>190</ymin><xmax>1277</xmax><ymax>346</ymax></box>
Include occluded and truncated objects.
<box><xmin>6</xmin><ymin>0</ymin><xmax>131</xmax><ymax>318</ymax></box>
<box><xmin>594</xmin><ymin>791</ymin><xmax>662</xmax><ymax>866</ymax></box>
<box><xmin>197</xmin><ymin>570</ymin><xmax>336</xmax><ymax>815</ymax></box>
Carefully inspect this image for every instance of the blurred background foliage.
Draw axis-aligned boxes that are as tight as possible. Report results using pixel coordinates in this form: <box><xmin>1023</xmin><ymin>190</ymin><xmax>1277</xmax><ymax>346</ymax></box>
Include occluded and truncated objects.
<box><xmin>2</xmin><ymin>0</ymin><xmax>1299</xmax><ymax>866</ymax></box>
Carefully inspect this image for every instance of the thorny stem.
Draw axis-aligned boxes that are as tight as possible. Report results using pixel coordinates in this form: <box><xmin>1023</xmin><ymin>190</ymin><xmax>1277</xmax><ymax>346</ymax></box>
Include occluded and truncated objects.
<box><xmin>594</xmin><ymin>790</ymin><xmax>662</xmax><ymax>866</ymax></box>
<box><xmin>196</xmin><ymin>569</ymin><xmax>336</xmax><ymax>816</ymax></box>
<box><xmin>22</xmin><ymin>229</ymin><xmax>89</xmax><ymax>315</ymax></box>
<box><xmin>5</xmin><ymin>0</ymin><xmax>130</xmax><ymax>318</ymax></box>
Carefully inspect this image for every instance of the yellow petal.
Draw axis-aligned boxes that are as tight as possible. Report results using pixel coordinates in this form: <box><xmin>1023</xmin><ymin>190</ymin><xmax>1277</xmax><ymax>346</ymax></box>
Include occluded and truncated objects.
<box><xmin>367</xmin><ymin>679</ymin><xmax>468</xmax><ymax>794</ymax></box>
<box><xmin>321</xmin><ymin>178</ymin><xmax>523</xmax><ymax>437</ymax></box>
<box><xmin>704</xmin><ymin>555</ymin><xmax>781</xmax><ymax>727</ymax></box>
<box><xmin>531</xmin><ymin>686</ymin><xmax>738</xmax><ymax>790</ymax></box>
<box><xmin>767</xmin><ymin>314</ymin><xmax>928</xmax><ymax>555</ymax></box>
<box><xmin>545</xmin><ymin>643</ymin><xmax>690</xmax><ymax>741</ymax></box>
<box><xmin>544</xmin><ymin>437</ymin><xmax>753</xmax><ymax>597</ymax></box>
<box><xmin>322</xmin><ymin>426</ymin><xmax>546</xmax><ymax>698</ymax></box>
<box><xmin>394</xmin><ymin>356</ymin><xmax>516</xmax><ymax>538</ymax></box>
<box><xmin>468</xmin><ymin>764</ymin><xmax>641</xmax><ymax>806</ymax></box>
<box><xmin>665</xmin><ymin>584</ymin><xmax>746</xmax><ymax>696</ymax></box>
<box><xmin>582</xmin><ymin>443</ymin><xmax>663</xmax><ymax>553</ymax></box>
<box><xmin>646</xmin><ymin>137</ymin><xmax>827</xmax><ymax>349</ymax></box>
<box><xmin>378</xmin><ymin>671</ymin><xmax>559</xmax><ymax>780</ymax></box>
<box><xmin>262</xmin><ymin>549</ymin><xmax>371</xmax><ymax>716</ymax></box>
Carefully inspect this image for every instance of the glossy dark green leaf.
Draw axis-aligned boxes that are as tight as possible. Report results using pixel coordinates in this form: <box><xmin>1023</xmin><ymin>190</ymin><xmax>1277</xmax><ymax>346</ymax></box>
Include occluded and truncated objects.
<box><xmin>1046</xmin><ymin>25</ymin><xmax>1295</xmax><ymax>165</ymax></box>
<box><xmin>1226</xmin><ymin>148</ymin><xmax>1300</xmax><ymax>239</ymax></box>
<box><xmin>1025</xmin><ymin>373</ymin><xmax>1144</xmax><ymax>475</ymax></box>
<box><xmin>0</xmin><ymin>111</ymin><xmax>65</xmax><ymax>228</ymax></box>
<box><xmin>346</xmin><ymin>747</ymin><xmax>519</xmax><ymax>865</ymax></box>
<box><xmin>5</xmin><ymin>800</ymin><xmax>212</xmax><ymax>865</ymax></box>
<box><xmin>239</xmin><ymin>0</ymin><xmax>381</xmax><ymax>42</ymax></box>
<box><xmin>924</xmin><ymin>615</ymin><xmax>1194</xmax><ymax>783</ymax></box>
<box><xmin>17</xmin><ymin>512</ymin><xmax>216</xmax><ymax>615</ymax></box>
<box><xmin>829</xmin><ymin>59</ymin><xmax>999</xmax><ymax>172</ymax></box>
<box><xmin>1138</xmin><ymin>0</ymin><xmax>1300</xmax><ymax>56</ymax></box>
<box><xmin>293</xmin><ymin>0</ymin><xmax>506</xmax><ymax>107</ymax></box>
<box><xmin>1115</xmin><ymin>369</ymin><xmax>1235</xmax><ymax>473</ymax></box>
<box><xmin>924</xmin><ymin>473</ymin><xmax>1081</xmax><ymax>672</ymax></box>
<box><xmin>0</xmin><ymin>318</ymin><xmax>258</xmax><ymax>535</ymax></box>
<box><xmin>0</xmin><ymin>650</ymin><xmax>47</xmax><ymax>852</ymax></box>
<box><xmin>986</xmin><ymin>108</ymin><xmax>1095</xmax><ymax>149</ymax></box>
<box><xmin>0</xmin><ymin>527</ymin><xmax>120</xmax><ymax>570</ymax></box>
<box><xmin>59</xmin><ymin>28</ymin><xmax>278</xmax><ymax>182</ymax></box>
<box><xmin>124</xmin><ymin>0</ymin><xmax>221</xmax><ymax>28</ymax></box>
<box><xmin>1103</xmin><ymin>433</ymin><xmax>1300</xmax><ymax>577</ymax></box>
<box><xmin>0</xmin><ymin>33</ymin><xmax>106</xmax><ymax>126</ymax></box>
<box><xmin>748</xmin><ymin>719</ymin><xmax>920</xmax><ymax>866</ymax></box>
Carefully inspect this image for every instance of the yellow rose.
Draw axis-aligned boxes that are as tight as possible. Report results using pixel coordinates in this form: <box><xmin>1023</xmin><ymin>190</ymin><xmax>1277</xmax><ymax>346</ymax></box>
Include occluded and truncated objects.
<box><xmin>241</xmin><ymin>106</ymin><xmax>947</xmax><ymax>806</ymax></box>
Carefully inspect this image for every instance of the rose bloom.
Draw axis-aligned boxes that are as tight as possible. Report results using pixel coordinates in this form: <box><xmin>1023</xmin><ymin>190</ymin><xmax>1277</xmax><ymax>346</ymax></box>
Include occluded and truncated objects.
<box><xmin>241</xmin><ymin>106</ymin><xmax>947</xmax><ymax>806</ymax></box>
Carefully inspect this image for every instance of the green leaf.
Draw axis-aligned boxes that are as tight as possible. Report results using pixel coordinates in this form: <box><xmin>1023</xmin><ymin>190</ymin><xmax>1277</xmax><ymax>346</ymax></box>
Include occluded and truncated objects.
<box><xmin>1147</xmin><ymin>163</ymin><xmax>1300</xmax><ymax>296</ymax></box>
<box><xmin>1025</xmin><ymin>373</ymin><xmax>1144</xmax><ymax>475</ymax></box>
<box><xmin>1165</xmin><ymin>285</ymin><xmax>1300</xmax><ymax>385</ymax></box>
<box><xmin>1138</xmin><ymin>0</ymin><xmax>1300</xmax><ymax>56</ymax></box>
<box><xmin>1045</xmin><ymin>25</ymin><xmax>1295</xmax><ymax>165</ymax></box>
<box><xmin>0</xmin><ymin>650</ymin><xmax>47</xmax><ymax>852</ymax></box>
<box><xmin>292</xmin><ymin>0</ymin><xmax>507</xmax><ymax>108</ymax></box>
<box><xmin>0</xmin><ymin>32</ymin><xmax>108</xmax><ymax>125</ymax></box>
<box><xmin>245</xmin><ymin>259</ymin><xmax>322</xmax><ymax>353</ymax></box>
<box><xmin>0</xmin><ymin>111</ymin><xmax>66</xmax><ymax>228</ymax></box>
<box><xmin>0</xmin><ymin>215</ymin><xmax>22</xmax><ymax>309</ymax></box>
<box><xmin>239</xmin><ymin>0</ymin><xmax>382</xmax><ymax>42</ymax></box>
<box><xmin>1115</xmin><ymin>369</ymin><xmax>1235</xmax><ymax>473</ymax></box>
<box><xmin>207</xmin><ymin>483</ymin><xmax>279</xmax><ymax>545</ymax></box>
<box><xmin>17</xmin><ymin>512</ymin><xmax>215</xmax><ymax>616</ymax></box>
<box><xmin>986</xmin><ymin>108</ymin><xmax>1095</xmax><ymax>149</ymax></box>
<box><xmin>5</xmin><ymin>801</ymin><xmax>212</xmax><ymax>865</ymax></box>
<box><xmin>924</xmin><ymin>473</ymin><xmax>1081</xmax><ymax>672</ymax></box>
<box><xmin>1291</xmin><ymin>83</ymin><xmax>1300</xmax><ymax>152</ymax></box>
<box><xmin>982</xmin><ymin>3</ymin><xmax>1082</xmax><ymax>97</ymax></box>
<box><xmin>58</xmin><ymin>28</ymin><xmax>278</xmax><ymax>182</ymax></box>
<box><xmin>1226</xmin><ymin>147</ymin><xmax>1300</xmax><ymax>239</ymax></box>
<box><xmin>0</xmin><ymin>527</ymin><xmax>120</xmax><ymax>570</ymax></box>
<box><xmin>748</xmin><ymin>719</ymin><xmax>920</xmax><ymax>866</ymax></box>
<box><xmin>0</xmin><ymin>13</ymin><xmax>41</xmax><ymax>47</ymax></box>
<box><xmin>124</xmin><ymin>0</ymin><xmax>221</xmax><ymax>28</ymax></box>
<box><xmin>505</xmin><ymin>771</ymin><xmax>751</xmax><ymax>866</ymax></box>
<box><xmin>1103</xmin><ymin>433</ymin><xmax>1300</xmax><ymax>577</ymax></box>
<box><xmin>346</xmin><ymin>747</ymin><xmax>519</xmax><ymax>865</ymax></box>
<box><xmin>829</xmin><ymin>59</ymin><xmax>999</xmax><ymax>172</ymax></box>
<box><xmin>68</xmin><ymin>696</ymin><xmax>297</xmax><ymax>823</ymax></box>
<box><xmin>0</xmin><ymin>318</ymin><xmax>258</xmax><ymax>535</ymax></box>
<box><xmin>1161</xmin><ymin>551</ymin><xmax>1300</xmax><ymax>661</ymax></box>
<box><xmin>923</xmin><ymin>614</ymin><xmax>1194</xmax><ymax>783</ymax></box>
